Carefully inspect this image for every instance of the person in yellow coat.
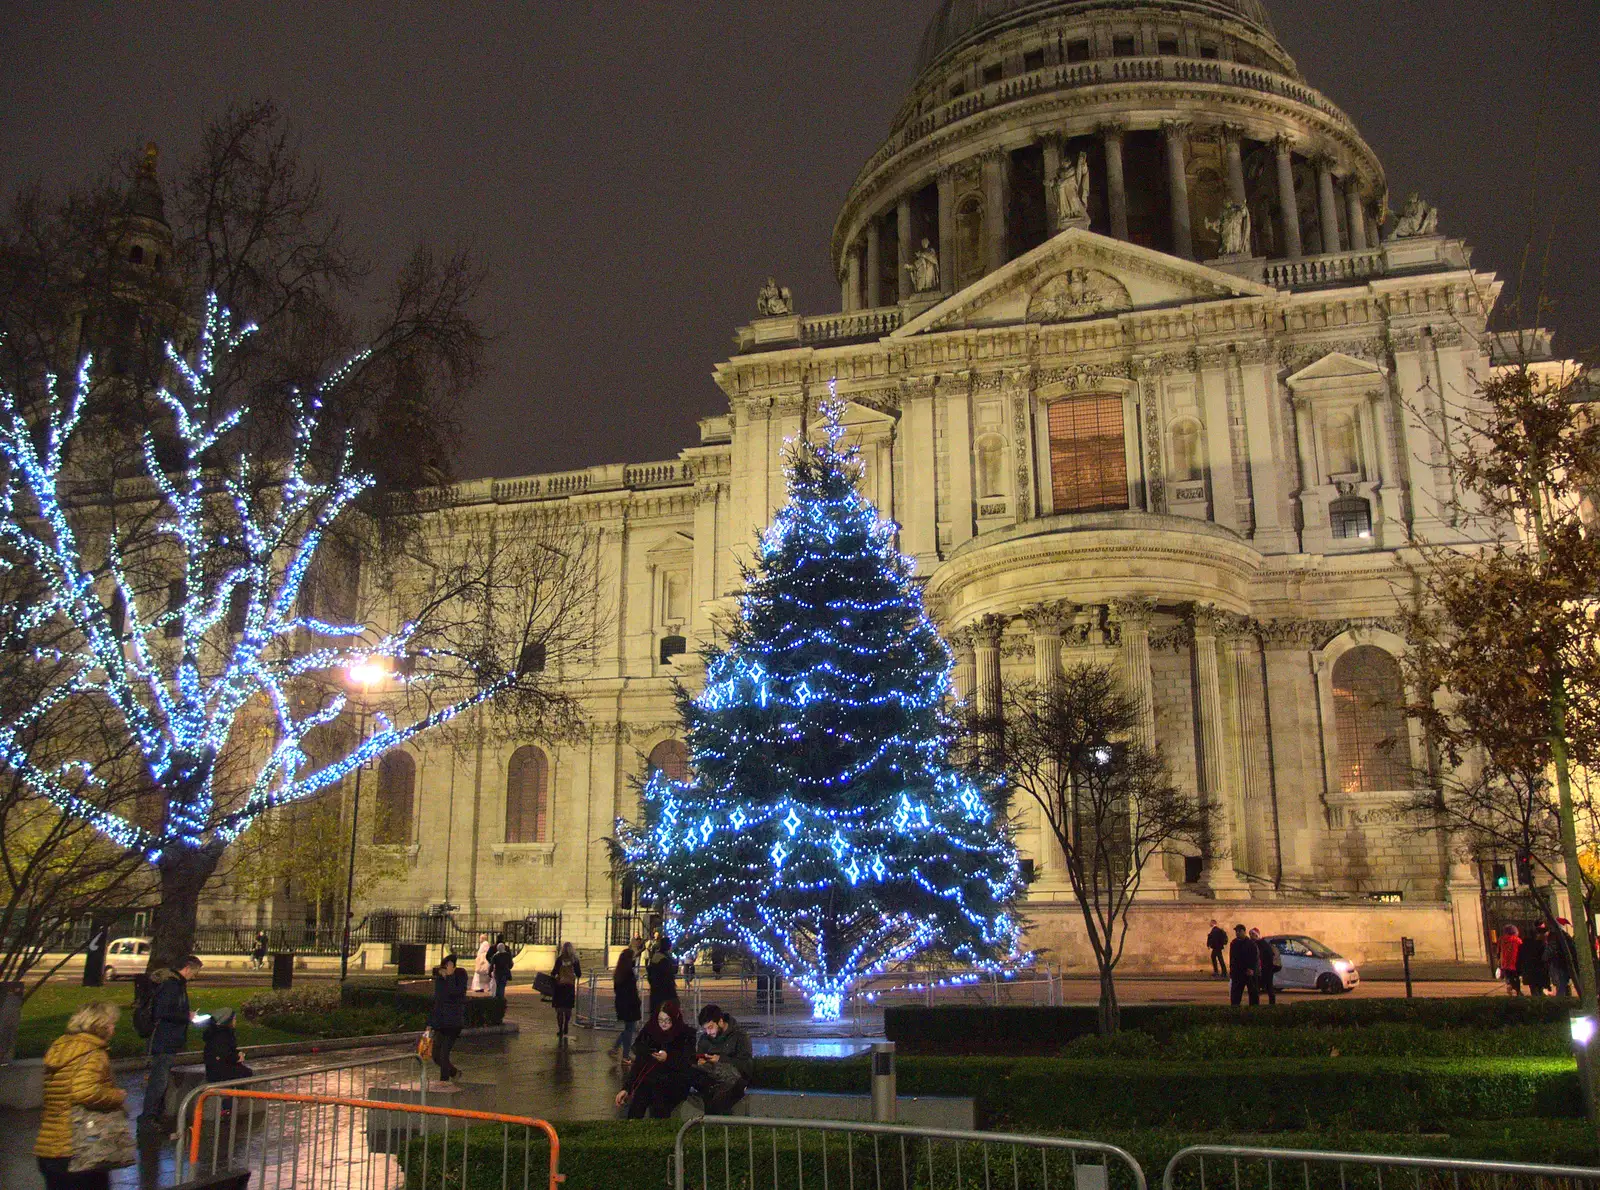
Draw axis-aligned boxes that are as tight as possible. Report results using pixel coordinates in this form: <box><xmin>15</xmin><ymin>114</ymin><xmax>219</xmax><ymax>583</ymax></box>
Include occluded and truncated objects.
<box><xmin>34</xmin><ymin>1001</ymin><xmax>128</xmax><ymax>1190</ymax></box>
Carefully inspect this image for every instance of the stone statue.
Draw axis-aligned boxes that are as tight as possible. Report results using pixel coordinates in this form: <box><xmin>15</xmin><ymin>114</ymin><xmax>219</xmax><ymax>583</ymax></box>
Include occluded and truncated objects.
<box><xmin>1054</xmin><ymin>150</ymin><xmax>1091</xmax><ymax>229</ymax></box>
<box><xmin>756</xmin><ymin>276</ymin><xmax>794</xmax><ymax>317</ymax></box>
<box><xmin>1207</xmin><ymin>201</ymin><xmax>1252</xmax><ymax>257</ymax></box>
<box><xmin>904</xmin><ymin>239</ymin><xmax>940</xmax><ymax>293</ymax></box>
<box><xmin>1391</xmin><ymin>193</ymin><xmax>1439</xmax><ymax>239</ymax></box>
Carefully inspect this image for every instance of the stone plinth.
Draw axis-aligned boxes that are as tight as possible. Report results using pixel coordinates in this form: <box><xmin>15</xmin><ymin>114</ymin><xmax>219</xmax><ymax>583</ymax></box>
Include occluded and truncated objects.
<box><xmin>366</xmin><ymin>1082</ymin><xmax>497</xmax><ymax>1152</ymax></box>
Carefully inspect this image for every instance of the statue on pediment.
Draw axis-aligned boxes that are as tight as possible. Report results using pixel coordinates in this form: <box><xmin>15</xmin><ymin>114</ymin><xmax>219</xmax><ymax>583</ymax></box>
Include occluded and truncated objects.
<box><xmin>1391</xmin><ymin>193</ymin><xmax>1439</xmax><ymax>239</ymax></box>
<box><xmin>757</xmin><ymin>276</ymin><xmax>794</xmax><ymax>316</ymax></box>
<box><xmin>905</xmin><ymin>239</ymin><xmax>940</xmax><ymax>293</ymax></box>
<box><xmin>1054</xmin><ymin>151</ymin><xmax>1092</xmax><ymax>230</ymax></box>
<box><xmin>1207</xmin><ymin>201</ymin><xmax>1253</xmax><ymax>258</ymax></box>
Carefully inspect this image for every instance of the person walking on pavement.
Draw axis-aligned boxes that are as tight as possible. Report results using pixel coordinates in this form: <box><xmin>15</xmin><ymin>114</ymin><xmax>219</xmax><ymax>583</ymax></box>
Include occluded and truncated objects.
<box><xmin>1206</xmin><ymin>920</ymin><xmax>1228</xmax><ymax>979</ymax></box>
<box><xmin>489</xmin><ymin>936</ymin><xmax>514</xmax><ymax>1001</ymax></box>
<box><xmin>428</xmin><ymin>954</ymin><xmax>470</xmax><ymax>1084</ymax></box>
<box><xmin>137</xmin><ymin>955</ymin><xmax>202</xmax><ymax>1137</ymax></box>
<box><xmin>1520</xmin><ymin>922</ymin><xmax>1550</xmax><ymax>997</ymax></box>
<box><xmin>1251</xmin><ymin>928</ymin><xmax>1280</xmax><ymax>1005</ymax></box>
<box><xmin>469</xmin><ymin>935</ymin><xmax>492</xmax><ymax>995</ymax></box>
<box><xmin>1228</xmin><ymin>925</ymin><xmax>1260</xmax><ymax>1007</ymax></box>
<box><xmin>1550</xmin><ymin>919</ymin><xmax>1576</xmax><ymax>998</ymax></box>
<box><xmin>35</xmin><ymin>1002</ymin><xmax>128</xmax><ymax>1190</ymax></box>
<box><xmin>551</xmin><ymin>942</ymin><xmax>581</xmax><ymax>1040</ymax></box>
<box><xmin>608</xmin><ymin>938</ymin><xmax>643</xmax><ymax>1064</ymax></box>
<box><xmin>1498</xmin><ymin>924</ymin><xmax>1523</xmax><ymax>996</ymax></box>
<box><xmin>646</xmin><ymin>930</ymin><xmax>678</xmax><ymax>1017</ymax></box>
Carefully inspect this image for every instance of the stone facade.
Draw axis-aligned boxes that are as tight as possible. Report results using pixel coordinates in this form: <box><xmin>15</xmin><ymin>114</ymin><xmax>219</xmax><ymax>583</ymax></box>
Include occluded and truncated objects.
<box><xmin>210</xmin><ymin>0</ymin><xmax>1551</xmax><ymax>967</ymax></box>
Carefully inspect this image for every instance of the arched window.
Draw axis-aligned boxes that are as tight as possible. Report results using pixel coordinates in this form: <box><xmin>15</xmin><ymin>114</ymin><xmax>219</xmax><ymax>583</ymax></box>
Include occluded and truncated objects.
<box><xmin>1332</xmin><ymin>646</ymin><xmax>1408</xmax><ymax>794</ymax></box>
<box><xmin>129</xmin><ymin>245</ymin><xmax>144</xmax><ymax>265</ymax></box>
<box><xmin>955</xmin><ymin>196</ymin><xmax>985</xmax><ymax>289</ymax></box>
<box><xmin>976</xmin><ymin>434</ymin><xmax>1007</xmax><ymax>499</ymax></box>
<box><xmin>647</xmin><ymin>740</ymin><xmax>691</xmax><ymax>783</ymax></box>
<box><xmin>505</xmin><ymin>745</ymin><xmax>548</xmax><ymax>843</ymax></box>
<box><xmin>1169</xmin><ymin>419</ymin><xmax>1204</xmax><ymax>483</ymax></box>
<box><xmin>373</xmin><ymin>752</ymin><xmax>415</xmax><ymax>845</ymax></box>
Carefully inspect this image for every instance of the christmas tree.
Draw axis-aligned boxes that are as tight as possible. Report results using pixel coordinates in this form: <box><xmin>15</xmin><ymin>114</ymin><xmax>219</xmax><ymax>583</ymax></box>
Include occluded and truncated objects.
<box><xmin>620</xmin><ymin>397</ymin><xmax>1021</xmax><ymax>1020</ymax></box>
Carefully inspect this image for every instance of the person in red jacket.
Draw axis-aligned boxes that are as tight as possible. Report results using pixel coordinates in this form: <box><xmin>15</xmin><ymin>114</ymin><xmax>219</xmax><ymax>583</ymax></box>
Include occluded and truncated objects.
<box><xmin>1498</xmin><ymin>924</ymin><xmax>1523</xmax><ymax>996</ymax></box>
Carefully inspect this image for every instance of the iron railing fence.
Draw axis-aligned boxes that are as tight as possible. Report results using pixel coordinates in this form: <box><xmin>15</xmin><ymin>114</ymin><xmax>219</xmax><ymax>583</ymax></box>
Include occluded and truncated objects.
<box><xmin>176</xmin><ymin>1050</ymin><xmax>428</xmax><ymax>1180</ymax></box>
<box><xmin>1162</xmin><ymin>1146</ymin><xmax>1600</xmax><ymax>1190</ymax></box>
<box><xmin>366</xmin><ymin>908</ymin><xmax>560</xmax><ymax>953</ymax></box>
<box><xmin>184</xmin><ymin>1088</ymin><xmax>561</xmax><ymax>1190</ymax></box>
<box><xmin>191</xmin><ymin>923</ymin><xmax>348</xmax><ymax>957</ymax></box>
<box><xmin>674</xmin><ymin>1117</ymin><xmax>1148</xmax><ymax>1190</ymax></box>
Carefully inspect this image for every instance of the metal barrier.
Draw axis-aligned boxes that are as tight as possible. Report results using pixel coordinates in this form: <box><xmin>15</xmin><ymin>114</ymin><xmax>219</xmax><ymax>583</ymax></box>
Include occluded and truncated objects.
<box><xmin>1162</xmin><ymin>1146</ymin><xmax>1600</xmax><ymax>1190</ymax></box>
<box><xmin>175</xmin><ymin>1050</ymin><xmax>428</xmax><ymax>1181</ymax></box>
<box><xmin>187</xmin><ymin>1088</ymin><xmax>562</xmax><ymax>1190</ymax></box>
<box><xmin>675</xmin><ymin>1116</ymin><xmax>1147</xmax><ymax>1190</ymax></box>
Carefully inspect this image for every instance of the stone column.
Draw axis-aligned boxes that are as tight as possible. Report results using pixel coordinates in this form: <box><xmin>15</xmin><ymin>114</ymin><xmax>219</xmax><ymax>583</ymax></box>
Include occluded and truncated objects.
<box><xmin>982</xmin><ymin>150</ymin><xmax>1009</xmax><ymax>274</ymax></box>
<box><xmin>1273</xmin><ymin>136</ymin><xmax>1303</xmax><ymax>259</ymax></box>
<box><xmin>1162</xmin><ymin>122</ymin><xmax>1194</xmax><ymax>259</ymax></box>
<box><xmin>937</xmin><ymin>168</ymin><xmax>957</xmax><ymax>295</ymax></box>
<box><xmin>866</xmin><ymin>219</ymin><xmax>882</xmax><ymax>308</ymax></box>
<box><xmin>951</xmin><ymin>630</ymin><xmax>977</xmax><ymax>702</ymax></box>
<box><xmin>1026</xmin><ymin>602</ymin><xmax>1073</xmax><ymax>885</ymax></box>
<box><xmin>897</xmin><ymin>195</ymin><xmax>915</xmax><ymax>303</ymax></box>
<box><xmin>1221</xmin><ymin>125</ymin><xmax>1248</xmax><ymax>208</ymax></box>
<box><xmin>844</xmin><ymin>246</ymin><xmax>861</xmax><ymax>313</ymax></box>
<box><xmin>1344</xmin><ymin>180</ymin><xmax>1368</xmax><ymax>251</ymax></box>
<box><xmin>1227</xmin><ymin>625</ymin><xmax>1273</xmax><ymax>883</ymax></box>
<box><xmin>1109</xmin><ymin>598</ymin><xmax>1157</xmax><ymax>748</ymax></box>
<box><xmin>1192</xmin><ymin>606</ymin><xmax>1248</xmax><ymax>896</ymax></box>
<box><xmin>1101</xmin><ymin>124</ymin><xmax>1130</xmax><ymax>241</ymax></box>
<box><xmin>972</xmin><ymin>613</ymin><xmax>1007</xmax><ymax>720</ymax></box>
<box><xmin>1315</xmin><ymin>156</ymin><xmax>1342</xmax><ymax>254</ymax></box>
<box><xmin>1041</xmin><ymin>136</ymin><xmax>1062</xmax><ymax>234</ymax></box>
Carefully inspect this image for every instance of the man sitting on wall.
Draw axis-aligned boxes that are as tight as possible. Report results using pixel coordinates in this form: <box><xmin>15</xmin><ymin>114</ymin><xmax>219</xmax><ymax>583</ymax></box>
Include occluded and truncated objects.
<box><xmin>691</xmin><ymin>1004</ymin><xmax>753</xmax><ymax>1114</ymax></box>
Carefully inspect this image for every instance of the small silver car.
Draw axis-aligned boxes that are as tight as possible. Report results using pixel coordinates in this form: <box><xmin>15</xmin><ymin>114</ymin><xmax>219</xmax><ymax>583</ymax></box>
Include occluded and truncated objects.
<box><xmin>103</xmin><ymin>936</ymin><xmax>150</xmax><ymax>981</ymax></box>
<box><xmin>1265</xmin><ymin>934</ymin><xmax>1359</xmax><ymax>993</ymax></box>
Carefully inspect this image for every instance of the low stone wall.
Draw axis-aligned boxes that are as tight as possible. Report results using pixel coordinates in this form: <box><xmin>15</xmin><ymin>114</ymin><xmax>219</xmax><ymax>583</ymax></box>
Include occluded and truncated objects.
<box><xmin>1022</xmin><ymin>897</ymin><xmax>1480</xmax><ymax>972</ymax></box>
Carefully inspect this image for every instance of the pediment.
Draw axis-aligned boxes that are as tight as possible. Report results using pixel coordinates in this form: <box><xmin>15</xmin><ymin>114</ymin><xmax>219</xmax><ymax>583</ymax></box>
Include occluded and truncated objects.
<box><xmin>1285</xmin><ymin>351</ymin><xmax>1388</xmax><ymax>393</ymax></box>
<box><xmin>646</xmin><ymin>531</ymin><xmax>694</xmax><ymax>562</ymax></box>
<box><xmin>895</xmin><ymin>227</ymin><xmax>1276</xmax><ymax>337</ymax></box>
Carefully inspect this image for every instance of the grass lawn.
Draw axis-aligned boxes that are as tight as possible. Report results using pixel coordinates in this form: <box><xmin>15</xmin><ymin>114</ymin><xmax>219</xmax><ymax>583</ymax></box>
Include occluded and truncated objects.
<box><xmin>17</xmin><ymin>980</ymin><xmax>301</xmax><ymax>1060</ymax></box>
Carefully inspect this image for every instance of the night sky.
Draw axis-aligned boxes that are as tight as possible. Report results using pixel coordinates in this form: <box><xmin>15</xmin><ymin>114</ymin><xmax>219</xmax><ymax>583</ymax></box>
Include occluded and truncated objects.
<box><xmin>4</xmin><ymin>2</ymin><xmax>1594</xmax><ymax>481</ymax></box>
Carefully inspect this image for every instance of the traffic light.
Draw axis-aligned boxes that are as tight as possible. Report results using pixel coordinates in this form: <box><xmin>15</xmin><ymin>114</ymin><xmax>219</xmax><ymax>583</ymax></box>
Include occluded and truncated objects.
<box><xmin>1493</xmin><ymin>862</ymin><xmax>1510</xmax><ymax>890</ymax></box>
<box><xmin>1516</xmin><ymin>851</ymin><xmax>1534</xmax><ymax>886</ymax></box>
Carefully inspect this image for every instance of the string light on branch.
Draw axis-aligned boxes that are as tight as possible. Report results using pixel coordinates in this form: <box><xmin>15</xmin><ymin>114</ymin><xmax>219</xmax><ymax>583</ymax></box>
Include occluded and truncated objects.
<box><xmin>617</xmin><ymin>387</ymin><xmax>1022</xmax><ymax>1020</ymax></box>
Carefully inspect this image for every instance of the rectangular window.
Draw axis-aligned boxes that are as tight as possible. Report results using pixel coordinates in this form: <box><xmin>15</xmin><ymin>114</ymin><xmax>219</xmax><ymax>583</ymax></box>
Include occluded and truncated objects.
<box><xmin>1199</xmin><ymin>43</ymin><xmax>1219</xmax><ymax>59</ymax></box>
<box><xmin>948</xmin><ymin>82</ymin><xmax>966</xmax><ymax>99</ymax></box>
<box><xmin>1157</xmin><ymin>36</ymin><xmax>1180</xmax><ymax>55</ymax></box>
<box><xmin>1048</xmin><ymin>396</ymin><xmax>1128</xmax><ymax>514</ymax></box>
<box><xmin>981</xmin><ymin>62</ymin><xmax>1003</xmax><ymax>84</ymax></box>
<box><xmin>1330</xmin><ymin>499</ymin><xmax>1373</xmax><ymax>540</ymax></box>
<box><xmin>1023</xmin><ymin>48</ymin><xmax>1045</xmax><ymax>72</ymax></box>
<box><xmin>1066</xmin><ymin>38</ymin><xmax>1091</xmax><ymax>62</ymax></box>
<box><xmin>1112</xmin><ymin>34</ymin><xmax>1137</xmax><ymax>56</ymax></box>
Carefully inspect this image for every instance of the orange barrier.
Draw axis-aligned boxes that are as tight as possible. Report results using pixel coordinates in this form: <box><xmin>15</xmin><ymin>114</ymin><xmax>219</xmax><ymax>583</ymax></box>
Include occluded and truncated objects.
<box><xmin>188</xmin><ymin>1087</ymin><xmax>563</xmax><ymax>1188</ymax></box>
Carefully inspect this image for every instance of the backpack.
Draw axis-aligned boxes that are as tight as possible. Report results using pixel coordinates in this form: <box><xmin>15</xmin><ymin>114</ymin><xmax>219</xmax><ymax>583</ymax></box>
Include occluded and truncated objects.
<box><xmin>131</xmin><ymin>973</ymin><xmax>157</xmax><ymax>1039</ymax></box>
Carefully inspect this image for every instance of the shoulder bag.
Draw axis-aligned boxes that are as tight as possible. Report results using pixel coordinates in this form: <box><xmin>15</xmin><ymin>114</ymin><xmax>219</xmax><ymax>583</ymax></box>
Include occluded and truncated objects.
<box><xmin>69</xmin><ymin>1102</ymin><xmax>136</xmax><ymax>1172</ymax></box>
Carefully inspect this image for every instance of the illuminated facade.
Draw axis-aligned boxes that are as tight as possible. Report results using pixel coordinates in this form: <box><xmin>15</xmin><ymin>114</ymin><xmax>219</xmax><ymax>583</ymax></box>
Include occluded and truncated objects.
<box><xmin>221</xmin><ymin>0</ymin><xmax>1540</xmax><ymax>968</ymax></box>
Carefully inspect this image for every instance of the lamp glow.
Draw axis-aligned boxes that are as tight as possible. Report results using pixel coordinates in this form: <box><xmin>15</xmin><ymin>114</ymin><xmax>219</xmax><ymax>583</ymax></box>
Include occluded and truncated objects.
<box><xmin>1572</xmin><ymin>1015</ymin><xmax>1596</xmax><ymax>1047</ymax></box>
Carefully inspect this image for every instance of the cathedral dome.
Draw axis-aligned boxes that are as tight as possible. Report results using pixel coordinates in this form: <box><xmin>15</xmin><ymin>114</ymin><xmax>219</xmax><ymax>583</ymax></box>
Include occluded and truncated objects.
<box><xmin>914</xmin><ymin>0</ymin><xmax>1278</xmax><ymax>78</ymax></box>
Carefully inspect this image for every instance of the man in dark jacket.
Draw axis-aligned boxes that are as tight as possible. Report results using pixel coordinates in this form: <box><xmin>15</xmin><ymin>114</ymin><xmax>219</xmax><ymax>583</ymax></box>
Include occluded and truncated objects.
<box><xmin>1206</xmin><ymin>921</ymin><xmax>1228</xmax><ymax>978</ymax></box>
<box><xmin>428</xmin><ymin>954</ymin><xmax>470</xmax><ymax>1083</ymax></box>
<box><xmin>1227</xmin><ymin>925</ymin><xmax>1259</xmax><ymax>1007</ymax></box>
<box><xmin>1251</xmin><ymin>928</ymin><xmax>1280</xmax><ymax>1005</ymax></box>
<box><xmin>489</xmin><ymin>937</ymin><xmax>514</xmax><ymax>1001</ymax></box>
<box><xmin>691</xmin><ymin>1004</ymin><xmax>754</xmax><ymax>1114</ymax></box>
<box><xmin>138</xmin><ymin>955</ymin><xmax>203</xmax><ymax>1134</ymax></box>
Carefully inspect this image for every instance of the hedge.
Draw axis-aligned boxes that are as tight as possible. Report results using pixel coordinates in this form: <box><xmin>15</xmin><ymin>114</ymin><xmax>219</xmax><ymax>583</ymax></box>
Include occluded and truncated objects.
<box><xmin>339</xmin><ymin>980</ymin><xmax>506</xmax><ymax>1029</ymax></box>
<box><xmin>397</xmin><ymin>1119</ymin><xmax>1600</xmax><ymax>1190</ymax></box>
<box><xmin>751</xmin><ymin>1055</ymin><xmax>1582</xmax><ymax>1132</ymax></box>
<box><xmin>884</xmin><ymin>999</ymin><xmax>1574</xmax><ymax>1054</ymax></box>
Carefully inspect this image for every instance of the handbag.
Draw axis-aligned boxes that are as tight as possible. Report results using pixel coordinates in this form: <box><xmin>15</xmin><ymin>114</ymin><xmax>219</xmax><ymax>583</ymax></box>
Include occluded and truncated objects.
<box><xmin>417</xmin><ymin>1028</ymin><xmax>434</xmax><ymax>1062</ymax></box>
<box><xmin>533</xmin><ymin>971</ymin><xmax>556</xmax><ymax>997</ymax></box>
<box><xmin>69</xmin><ymin>1103</ymin><xmax>136</xmax><ymax>1172</ymax></box>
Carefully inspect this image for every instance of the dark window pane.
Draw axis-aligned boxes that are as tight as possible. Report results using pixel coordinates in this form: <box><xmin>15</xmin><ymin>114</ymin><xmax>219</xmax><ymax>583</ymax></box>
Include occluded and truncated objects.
<box><xmin>1112</xmin><ymin>35</ymin><xmax>1137</xmax><ymax>56</ymax></box>
<box><xmin>505</xmin><ymin>745</ymin><xmax>548</xmax><ymax>843</ymax></box>
<box><xmin>1067</xmin><ymin>39</ymin><xmax>1091</xmax><ymax>62</ymax></box>
<box><xmin>1023</xmin><ymin>49</ymin><xmax>1045</xmax><ymax>72</ymax></box>
<box><xmin>374</xmin><ymin>752</ymin><xmax>415</xmax><ymax>844</ymax></box>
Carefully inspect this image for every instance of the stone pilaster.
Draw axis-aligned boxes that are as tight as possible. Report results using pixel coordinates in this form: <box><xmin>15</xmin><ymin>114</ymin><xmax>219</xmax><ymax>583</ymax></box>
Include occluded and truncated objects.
<box><xmin>1101</xmin><ymin>123</ymin><xmax>1130</xmax><ymax>242</ymax></box>
<box><xmin>1273</xmin><ymin>136</ymin><xmax>1303</xmax><ymax>259</ymax></box>
<box><xmin>1162</xmin><ymin>122</ymin><xmax>1194</xmax><ymax>260</ymax></box>
<box><xmin>1226</xmin><ymin>622</ymin><xmax>1274</xmax><ymax>884</ymax></box>
<box><xmin>1258</xmin><ymin>618</ymin><xmax>1318</xmax><ymax>884</ymax></box>
<box><xmin>982</xmin><ymin>150</ymin><xmax>1009</xmax><ymax>275</ymax></box>
<box><xmin>1111</xmin><ymin>597</ymin><xmax>1179</xmax><ymax>898</ymax></box>
<box><xmin>1192</xmin><ymin>605</ymin><xmax>1248</xmax><ymax>896</ymax></box>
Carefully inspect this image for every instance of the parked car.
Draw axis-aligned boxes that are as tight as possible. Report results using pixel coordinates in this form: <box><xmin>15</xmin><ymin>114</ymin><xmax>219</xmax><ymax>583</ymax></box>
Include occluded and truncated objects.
<box><xmin>1264</xmin><ymin>935</ymin><xmax>1359</xmax><ymax>993</ymax></box>
<box><xmin>103</xmin><ymin>936</ymin><xmax>151</xmax><ymax>981</ymax></box>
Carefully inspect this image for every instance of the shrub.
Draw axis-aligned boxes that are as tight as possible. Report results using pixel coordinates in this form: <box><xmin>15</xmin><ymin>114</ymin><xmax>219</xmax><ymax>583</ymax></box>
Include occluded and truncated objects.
<box><xmin>239</xmin><ymin>984</ymin><xmax>341</xmax><ymax>1022</ymax></box>
<box><xmin>340</xmin><ymin>980</ymin><xmax>506</xmax><ymax>1028</ymax></box>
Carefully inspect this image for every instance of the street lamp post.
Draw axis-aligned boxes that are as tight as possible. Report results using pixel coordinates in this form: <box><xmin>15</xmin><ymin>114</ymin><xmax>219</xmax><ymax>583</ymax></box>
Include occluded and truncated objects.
<box><xmin>340</xmin><ymin>660</ymin><xmax>389</xmax><ymax>983</ymax></box>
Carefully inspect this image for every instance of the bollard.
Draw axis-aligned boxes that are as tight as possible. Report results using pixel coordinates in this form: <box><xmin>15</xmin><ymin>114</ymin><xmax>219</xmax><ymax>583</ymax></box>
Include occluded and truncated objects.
<box><xmin>870</xmin><ymin>1041</ymin><xmax>896</xmax><ymax>1123</ymax></box>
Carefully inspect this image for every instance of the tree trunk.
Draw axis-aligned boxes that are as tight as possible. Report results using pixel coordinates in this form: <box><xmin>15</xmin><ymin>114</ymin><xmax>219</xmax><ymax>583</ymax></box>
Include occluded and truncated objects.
<box><xmin>148</xmin><ymin>847</ymin><xmax>222</xmax><ymax>972</ymax></box>
<box><xmin>1097</xmin><ymin>965</ymin><xmax>1120</xmax><ymax>1035</ymax></box>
